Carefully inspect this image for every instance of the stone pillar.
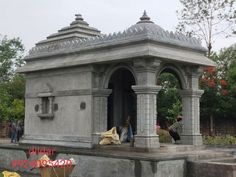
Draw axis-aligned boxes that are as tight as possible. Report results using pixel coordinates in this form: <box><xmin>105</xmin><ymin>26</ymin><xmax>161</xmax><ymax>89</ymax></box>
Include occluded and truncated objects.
<box><xmin>180</xmin><ymin>89</ymin><xmax>204</xmax><ymax>145</ymax></box>
<box><xmin>132</xmin><ymin>58</ymin><xmax>161</xmax><ymax>149</ymax></box>
<box><xmin>91</xmin><ymin>89</ymin><xmax>112</xmax><ymax>145</ymax></box>
<box><xmin>132</xmin><ymin>85</ymin><xmax>162</xmax><ymax>149</ymax></box>
<box><xmin>179</xmin><ymin>65</ymin><xmax>204</xmax><ymax>145</ymax></box>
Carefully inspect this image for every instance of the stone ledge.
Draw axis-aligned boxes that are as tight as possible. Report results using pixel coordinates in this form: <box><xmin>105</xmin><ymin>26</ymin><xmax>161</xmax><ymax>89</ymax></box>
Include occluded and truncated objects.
<box><xmin>179</xmin><ymin>89</ymin><xmax>204</xmax><ymax>98</ymax></box>
<box><xmin>181</xmin><ymin>134</ymin><xmax>203</xmax><ymax>146</ymax></box>
<box><xmin>134</xmin><ymin>135</ymin><xmax>160</xmax><ymax>150</ymax></box>
<box><xmin>20</xmin><ymin>134</ymin><xmax>93</xmax><ymax>148</ymax></box>
<box><xmin>132</xmin><ymin>85</ymin><xmax>162</xmax><ymax>94</ymax></box>
<box><xmin>25</xmin><ymin>89</ymin><xmax>93</xmax><ymax>98</ymax></box>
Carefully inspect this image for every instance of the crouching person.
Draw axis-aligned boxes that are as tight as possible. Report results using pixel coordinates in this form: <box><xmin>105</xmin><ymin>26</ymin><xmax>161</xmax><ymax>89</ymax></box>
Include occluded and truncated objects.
<box><xmin>168</xmin><ymin>115</ymin><xmax>183</xmax><ymax>144</ymax></box>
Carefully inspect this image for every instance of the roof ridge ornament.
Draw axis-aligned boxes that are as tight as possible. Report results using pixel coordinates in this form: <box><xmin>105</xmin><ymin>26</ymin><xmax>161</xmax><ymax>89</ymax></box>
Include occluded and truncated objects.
<box><xmin>70</xmin><ymin>13</ymin><xmax>89</xmax><ymax>26</ymax></box>
<box><xmin>75</xmin><ymin>14</ymin><xmax>84</xmax><ymax>21</ymax></box>
<box><xmin>137</xmin><ymin>10</ymin><xmax>154</xmax><ymax>24</ymax></box>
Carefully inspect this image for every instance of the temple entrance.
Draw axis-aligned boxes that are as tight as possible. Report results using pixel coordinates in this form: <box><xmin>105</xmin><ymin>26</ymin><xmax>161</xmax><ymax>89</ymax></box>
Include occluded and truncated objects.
<box><xmin>107</xmin><ymin>68</ymin><xmax>136</xmax><ymax>134</ymax></box>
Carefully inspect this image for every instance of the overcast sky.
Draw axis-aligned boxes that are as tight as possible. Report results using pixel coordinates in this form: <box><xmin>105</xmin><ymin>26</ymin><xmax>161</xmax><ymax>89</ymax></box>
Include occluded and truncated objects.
<box><xmin>0</xmin><ymin>0</ymin><xmax>235</xmax><ymax>53</ymax></box>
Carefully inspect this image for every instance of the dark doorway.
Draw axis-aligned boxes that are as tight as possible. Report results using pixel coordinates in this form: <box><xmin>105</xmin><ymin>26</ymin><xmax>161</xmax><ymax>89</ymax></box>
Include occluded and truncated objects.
<box><xmin>107</xmin><ymin>68</ymin><xmax>136</xmax><ymax>134</ymax></box>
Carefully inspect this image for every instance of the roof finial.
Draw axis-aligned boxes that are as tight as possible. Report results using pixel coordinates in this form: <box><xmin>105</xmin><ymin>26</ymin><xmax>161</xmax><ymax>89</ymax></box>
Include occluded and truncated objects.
<box><xmin>140</xmin><ymin>10</ymin><xmax>150</xmax><ymax>21</ymax></box>
<box><xmin>71</xmin><ymin>13</ymin><xmax>89</xmax><ymax>26</ymax></box>
<box><xmin>75</xmin><ymin>14</ymin><xmax>83</xmax><ymax>21</ymax></box>
<box><xmin>137</xmin><ymin>10</ymin><xmax>153</xmax><ymax>24</ymax></box>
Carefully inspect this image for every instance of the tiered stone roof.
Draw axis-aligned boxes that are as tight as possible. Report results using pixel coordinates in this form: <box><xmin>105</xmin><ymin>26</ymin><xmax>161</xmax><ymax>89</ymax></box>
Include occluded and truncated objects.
<box><xmin>36</xmin><ymin>14</ymin><xmax>101</xmax><ymax>45</ymax></box>
<box><xmin>27</xmin><ymin>11</ymin><xmax>206</xmax><ymax>58</ymax></box>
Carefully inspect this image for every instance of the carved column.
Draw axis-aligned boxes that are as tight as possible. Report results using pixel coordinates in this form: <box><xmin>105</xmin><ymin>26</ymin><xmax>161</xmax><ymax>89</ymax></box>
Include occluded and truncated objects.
<box><xmin>180</xmin><ymin>66</ymin><xmax>204</xmax><ymax>145</ymax></box>
<box><xmin>132</xmin><ymin>85</ymin><xmax>162</xmax><ymax>149</ymax></box>
<box><xmin>180</xmin><ymin>90</ymin><xmax>203</xmax><ymax>145</ymax></box>
<box><xmin>91</xmin><ymin>89</ymin><xmax>112</xmax><ymax>145</ymax></box>
<box><xmin>132</xmin><ymin>58</ymin><xmax>162</xmax><ymax>149</ymax></box>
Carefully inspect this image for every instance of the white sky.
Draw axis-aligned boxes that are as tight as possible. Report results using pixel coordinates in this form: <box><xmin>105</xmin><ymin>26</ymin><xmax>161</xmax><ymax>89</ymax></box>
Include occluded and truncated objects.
<box><xmin>0</xmin><ymin>0</ymin><xmax>235</xmax><ymax>53</ymax></box>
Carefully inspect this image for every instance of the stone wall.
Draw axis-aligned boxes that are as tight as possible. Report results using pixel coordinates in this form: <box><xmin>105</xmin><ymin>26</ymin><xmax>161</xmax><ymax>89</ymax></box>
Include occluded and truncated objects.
<box><xmin>0</xmin><ymin>147</ymin><xmax>186</xmax><ymax>177</ymax></box>
<box><xmin>22</xmin><ymin>66</ymin><xmax>94</xmax><ymax>148</ymax></box>
<box><xmin>187</xmin><ymin>159</ymin><xmax>236</xmax><ymax>177</ymax></box>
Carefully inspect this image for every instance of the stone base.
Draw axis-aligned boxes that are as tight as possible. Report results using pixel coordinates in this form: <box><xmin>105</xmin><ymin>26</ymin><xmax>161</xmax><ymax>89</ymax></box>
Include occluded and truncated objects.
<box><xmin>188</xmin><ymin>157</ymin><xmax>236</xmax><ymax>177</ymax></box>
<box><xmin>92</xmin><ymin>133</ymin><xmax>101</xmax><ymax>146</ymax></box>
<box><xmin>0</xmin><ymin>147</ymin><xmax>188</xmax><ymax>177</ymax></box>
<box><xmin>20</xmin><ymin>134</ymin><xmax>93</xmax><ymax>148</ymax></box>
<box><xmin>181</xmin><ymin>134</ymin><xmax>203</xmax><ymax>146</ymax></box>
<box><xmin>0</xmin><ymin>143</ymin><xmax>232</xmax><ymax>177</ymax></box>
<box><xmin>134</xmin><ymin>135</ymin><xmax>160</xmax><ymax>150</ymax></box>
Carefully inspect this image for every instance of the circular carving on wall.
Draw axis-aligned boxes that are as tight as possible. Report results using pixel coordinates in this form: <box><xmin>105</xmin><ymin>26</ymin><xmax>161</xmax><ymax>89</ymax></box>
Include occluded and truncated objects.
<box><xmin>34</xmin><ymin>105</ymin><xmax>39</xmax><ymax>112</ymax></box>
<box><xmin>80</xmin><ymin>102</ymin><xmax>86</xmax><ymax>110</ymax></box>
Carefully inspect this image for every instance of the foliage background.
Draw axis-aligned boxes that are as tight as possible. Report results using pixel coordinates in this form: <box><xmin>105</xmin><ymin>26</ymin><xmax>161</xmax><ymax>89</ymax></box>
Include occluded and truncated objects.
<box><xmin>0</xmin><ymin>36</ymin><xmax>25</xmax><ymax>121</ymax></box>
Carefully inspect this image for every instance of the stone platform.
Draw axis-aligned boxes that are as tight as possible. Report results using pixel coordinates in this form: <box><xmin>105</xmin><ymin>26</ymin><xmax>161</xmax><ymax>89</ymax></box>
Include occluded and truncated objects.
<box><xmin>0</xmin><ymin>143</ymin><xmax>233</xmax><ymax>177</ymax></box>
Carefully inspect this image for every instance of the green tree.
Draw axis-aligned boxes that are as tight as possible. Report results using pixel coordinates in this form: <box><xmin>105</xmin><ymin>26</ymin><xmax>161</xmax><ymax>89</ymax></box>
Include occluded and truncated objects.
<box><xmin>0</xmin><ymin>36</ymin><xmax>24</xmax><ymax>82</ymax></box>
<box><xmin>224</xmin><ymin>45</ymin><xmax>236</xmax><ymax>117</ymax></box>
<box><xmin>200</xmin><ymin>44</ymin><xmax>236</xmax><ymax>134</ymax></box>
<box><xmin>157</xmin><ymin>73</ymin><xmax>182</xmax><ymax>125</ymax></box>
<box><xmin>0</xmin><ymin>36</ymin><xmax>25</xmax><ymax>121</ymax></box>
<box><xmin>215</xmin><ymin>45</ymin><xmax>236</xmax><ymax>118</ymax></box>
<box><xmin>177</xmin><ymin>0</ymin><xmax>236</xmax><ymax>56</ymax></box>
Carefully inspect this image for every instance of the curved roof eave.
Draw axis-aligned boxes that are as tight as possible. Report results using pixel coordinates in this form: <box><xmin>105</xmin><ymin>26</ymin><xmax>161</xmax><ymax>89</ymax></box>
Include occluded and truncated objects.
<box><xmin>17</xmin><ymin>41</ymin><xmax>215</xmax><ymax>74</ymax></box>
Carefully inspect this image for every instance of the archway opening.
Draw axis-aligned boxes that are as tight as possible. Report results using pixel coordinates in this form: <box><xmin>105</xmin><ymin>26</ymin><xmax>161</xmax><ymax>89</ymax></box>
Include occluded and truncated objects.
<box><xmin>156</xmin><ymin>69</ymin><xmax>182</xmax><ymax>143</ymax></box>
<box><xmin>107</xmin><ymin>68</ymin><xmax>136</xmax><ymax>134</ymax></box>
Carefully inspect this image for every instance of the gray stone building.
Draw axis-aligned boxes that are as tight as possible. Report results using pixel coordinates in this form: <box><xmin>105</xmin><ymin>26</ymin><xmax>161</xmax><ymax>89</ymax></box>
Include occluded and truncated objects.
<box><xmin>18</xmin><ymin>11</ymin><xmax>215</xmax><ymax>150</ymax></box>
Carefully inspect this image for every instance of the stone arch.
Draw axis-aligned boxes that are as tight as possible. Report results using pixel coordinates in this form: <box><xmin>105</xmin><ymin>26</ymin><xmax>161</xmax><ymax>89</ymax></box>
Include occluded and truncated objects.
<box><xmin>157</xmin><ymin>63</ymin><xmax>188</xmax><ymax>90</ymax></box>
<box><xmin>103</xmin><ymin>63</ymin><xmax>137</xmax><ymax>89</ymax></box>
<box><xmin>104</xmin><ymin>64</ymin><xmax>137</xmax><ymax>134</ymax></box>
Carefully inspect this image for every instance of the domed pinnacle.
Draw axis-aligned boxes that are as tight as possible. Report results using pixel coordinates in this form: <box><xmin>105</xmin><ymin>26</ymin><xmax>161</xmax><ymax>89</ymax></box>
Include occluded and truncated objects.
<box><xmin>140</xmin><ymin>10</ymin><xmax>150</xmax><ymax>21</ymax></box>
<box><xmin>137</xmin><ymin>10</ymin><xmax>153</xmax><ymax>24</ymax></box>
<box><xmin>70</xmin><ymin>13</ymin><xmax>89</xmax><ymax>26</ymax></box>
<box><xmin>75</xmin><ymin>14</ymin><xmax>84</xmax><ymax>21</ymax></box>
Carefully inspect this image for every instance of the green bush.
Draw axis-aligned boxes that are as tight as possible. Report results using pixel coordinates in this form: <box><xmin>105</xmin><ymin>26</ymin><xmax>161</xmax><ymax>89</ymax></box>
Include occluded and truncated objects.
<box><xmin>203</xmin><ymin>135</ymin><xmax>236</xmax><ymax>145</ymax></box>
<box><xmin>157</xmin><ymin>129</ymin><xmax>172</xmax><ymax>143</ymax></box>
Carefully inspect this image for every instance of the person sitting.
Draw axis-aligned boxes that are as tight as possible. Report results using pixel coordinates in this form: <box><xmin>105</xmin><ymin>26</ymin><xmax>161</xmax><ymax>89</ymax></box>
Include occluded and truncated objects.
<box><xmin>168</xmin><ymin>115</ymin><xmax>183</xmax><ymax>144</ymax></box>
<box><xmin>118</xmin><ymin>116</ymin><xmax>133</xmax><ymax>143</ymax></box>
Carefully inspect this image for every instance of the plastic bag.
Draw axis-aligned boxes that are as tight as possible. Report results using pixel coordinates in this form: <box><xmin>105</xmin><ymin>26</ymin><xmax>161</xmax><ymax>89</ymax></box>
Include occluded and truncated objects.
<box><xmin>2</xmin><ymin>171</ymin><xmax>21</xmax><ymax>177</ymax></box>
<box><xmin>99</xmin><ymin>127</ymin><xmax>121</xmax><ymax>145</ymax></box>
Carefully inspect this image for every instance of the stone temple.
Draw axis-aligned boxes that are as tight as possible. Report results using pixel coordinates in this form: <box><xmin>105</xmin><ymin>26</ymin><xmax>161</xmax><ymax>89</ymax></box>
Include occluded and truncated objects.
<box><xmin>18</xmin><ymin>11</ymin><xmax>215</xmax><ymax>150</ymax></box>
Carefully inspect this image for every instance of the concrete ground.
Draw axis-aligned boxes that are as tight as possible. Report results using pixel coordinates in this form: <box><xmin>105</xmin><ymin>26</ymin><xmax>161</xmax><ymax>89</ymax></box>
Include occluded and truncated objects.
<box><xmin>0</xmin><ymin>138</ymin><xmax>18</xmax><ymax>146</ymax></box>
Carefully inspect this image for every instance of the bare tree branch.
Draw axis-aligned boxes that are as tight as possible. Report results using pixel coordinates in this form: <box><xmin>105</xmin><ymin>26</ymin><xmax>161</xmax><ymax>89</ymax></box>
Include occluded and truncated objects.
<box><xmin>176</xmin><ymin>0</ymin><xmax>236</xmax><ymax>55</ymax></box>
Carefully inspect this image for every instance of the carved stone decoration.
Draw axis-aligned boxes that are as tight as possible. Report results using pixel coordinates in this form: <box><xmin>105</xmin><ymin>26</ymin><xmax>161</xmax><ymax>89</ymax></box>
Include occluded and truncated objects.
<box><xmin>34</xmin><ymin>105</ymin><xmax>39</xmax><ymax>112</ymax></box>
<box><xmin>133</xmin><ymin>58</ymin><xmax>161</xmax><ymax>85</ymax></box>
<box><xmin>80</xmin><ymin>102</ymin><xmax>86</xmax><ymax>110</ymax></box>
